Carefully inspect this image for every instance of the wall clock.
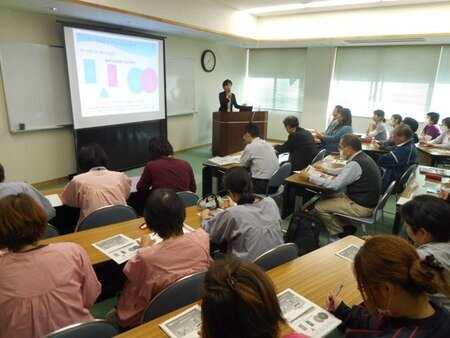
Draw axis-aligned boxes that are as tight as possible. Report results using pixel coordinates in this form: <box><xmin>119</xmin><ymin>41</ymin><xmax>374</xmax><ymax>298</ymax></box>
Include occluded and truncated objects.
<box><xmin>201</xmin><ymin>49</ymin><xmax>216</xmax><ymax>72</ymax></box>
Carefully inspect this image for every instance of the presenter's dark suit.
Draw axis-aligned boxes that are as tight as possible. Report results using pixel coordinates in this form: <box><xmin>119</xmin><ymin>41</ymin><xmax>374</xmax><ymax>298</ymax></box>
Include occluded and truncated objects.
<box><xmin>219</xmin><ymin>91</ymin><xmax>243</xmax><ymax>112</ymax></box>
<box><xmin>274</xmin><ymin>127</ymin><xmax>319</xmax><ymax>172</ymax></box>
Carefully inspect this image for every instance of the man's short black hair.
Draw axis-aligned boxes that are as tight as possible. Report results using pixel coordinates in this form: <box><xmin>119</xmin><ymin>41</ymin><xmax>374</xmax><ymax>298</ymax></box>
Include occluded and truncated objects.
<box><xmin>403</xmin><ymin>117</ymin><xmax>419</xmax><ymax>132</ymax></box>
<box><xmin>78</xmin><ymin>143</ymin><xmax>108</xmax><ymax>173</ymax></box>
<box><xmin>400</xmin><ymin>195</ymin><xmax>450</xmax><ymax>242</ymax></box>
<box><xmin>0</xmin><ymin>163</ymin><xmax>4</xmax><ymax>182</ymax></box>
<box><xmin>427</xmin><ymin>112</ymin><xmax>440</xmax><ymax>124</ymax></box>
<box><xmin>282</xmin><ymin>116</ymin><xmax>299</xmax><ymax>128</ymax></box>
<box><xmin>243</xmin><ymin>123</ymin><xmax>260</xmax><ymax>137</ymax></box>
<box><xmin>222</xmin><ymin>79</ymin><xmax>232</xmax><ymax>87</ymax></box>
<box><xmin>148</xmin><ymin>136</ymin><xmax>174</xmax><ymax>161</ymax></box>
<box><xmin>395</xmin><ymin>124</ymin><xmax>413</xmax><ymax>140</ymax></box>
<box><xmin>340</xmin><ymin>133</ymin><xmax>361</xmax><ymax>151</ymax></box>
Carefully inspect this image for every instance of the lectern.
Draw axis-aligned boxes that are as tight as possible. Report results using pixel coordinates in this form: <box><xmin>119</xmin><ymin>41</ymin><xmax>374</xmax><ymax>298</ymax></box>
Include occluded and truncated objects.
<box><xmin>212</xmin><ymin>111</ymin><xmax>268</xmax><ymax>156</ymax></box>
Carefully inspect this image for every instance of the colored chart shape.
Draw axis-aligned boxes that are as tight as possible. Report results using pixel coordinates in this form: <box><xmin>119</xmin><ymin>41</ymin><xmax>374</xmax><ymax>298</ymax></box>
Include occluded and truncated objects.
<box><xmin>128</xmin><ymin>67</ymin><xmax>143</xmax><ymax>93</ymax></box>
<box><xmin>142</xmin><ymin>68</ymin><xmax>158</xmax><ymax>93</ymax></box>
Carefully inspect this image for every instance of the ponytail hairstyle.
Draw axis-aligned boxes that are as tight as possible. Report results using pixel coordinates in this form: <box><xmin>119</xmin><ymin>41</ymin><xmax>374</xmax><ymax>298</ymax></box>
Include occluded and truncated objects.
<box><xmin>354</xmin><ymin>235</ymin><xmax>450</xmax><ymax>314</ymax></box>
<box><xmin>374</xmin><ymin>109</ymin><xmax>386</xmax><ymax>123</ymax></box>
<box><xmin>201</xmin><ymin>255</ymin><xmax>284</xmax><ymax>338</ymax></box>
<box><xmin>222</xmin><ymin>167</ymin><xmax>256</xmax><ymax>205</ymax></box>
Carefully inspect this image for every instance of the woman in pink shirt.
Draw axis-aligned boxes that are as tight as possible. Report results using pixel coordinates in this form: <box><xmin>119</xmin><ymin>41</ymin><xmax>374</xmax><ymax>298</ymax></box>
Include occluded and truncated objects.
<box><xmin>0</xmin><ymin>193</ymin><xmax>101</xmax><ymax>337</ymax></box>
<box><xmin>113</xmin><ymin>189</ymin><xmax>212</xmax><ymax>329</ymax></box>
<box><xmin>61</xmin><ymin>142</ymin><xmax>132</xmax><ymax>224</ymax></box>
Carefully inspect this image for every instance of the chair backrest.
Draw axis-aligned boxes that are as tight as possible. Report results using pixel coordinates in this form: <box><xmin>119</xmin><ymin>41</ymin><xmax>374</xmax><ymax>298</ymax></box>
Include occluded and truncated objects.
<box><xmin>141</xmin><ymin>270</ymin><xmax>207</xmax><ymax>323</ymax></box>
<box><xmin>177</xmin><ymin>191</ymin><xmax>200</xmax><ymax>207</ymax></box>
<box><xmin>311</xmin><ymin>149</ymin><xmax>326</xmax><ymax>164</ymax></box>
<box><xmin>266</xmin><ymin>162</ymin><xmax>292</xmax><ymax>192</ymax></box>
<box><xmin>395</xmin><ymin>164</ymin><xmax>417</xmax><ymax>196</ymax></box>
<box><xmin>253</xmin><ymin>243</ymin><xmax>299</xmax><ymax>271</ymax></box>
<box><xmin>373</xmin><ymin>180</ymin><xmax>396</xmax><ymax>218</ymax></box>
<box><xmin>76</xmin><ymin>205</ymin><xmax>138</xmax><ymax>232</ymax></box>
<box><xmin>43</xmin><ymin>224</ymin><xmax>60</xmax><ymax>239</ymax></box>
<box><xmin>43</xmin><ymin>319</ymin><xmax>118</xmax><ymax>338</ymax></box>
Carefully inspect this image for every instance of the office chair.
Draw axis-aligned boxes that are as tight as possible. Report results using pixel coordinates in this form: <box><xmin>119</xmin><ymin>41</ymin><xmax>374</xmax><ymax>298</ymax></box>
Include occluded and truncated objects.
<box><xmin>311</xmin><ymin>149</ymin><xmax>326</xmax><ymax>164</ymax></box>
<box><xmin>331</xmin><ymin>181</ymin><xmax>396</xmax><ymax>236</ymax></box>
<box><xmin>255</xmin><ymin>162</ymin><xmax>292</xmax><ymax>198</ymax></box>
<box><xmin>177</xmin><ymin>191</ymin><xmax>200</xmax><ymax>207</ymax></box>
<box><xmin>43</xmin><ymin>319</ymin><xmax>118</xmax><ymax>338</ymax></box>
<box><xmin>253</xmin><ymin>243</ymin><xmax>299</xmax><ymax>271</ymax></box>
<box><xmin>394</xmin><ymin>164</ymin><xmax>417</xmax><ymax>200</ymax></box>
<box><xmin>141</xmin><ymin>270</ymin><xmax>207</xmax><ymax>323</ymax></box>
<box><xmin>76</xmin><ymin>205</ymin><xmax>138</xmax><ymax>232</ymax></box>
<box><xmin>43</xmin><ymin>224</ymin><xmax>61</xmax><ymax>239</ymax></box>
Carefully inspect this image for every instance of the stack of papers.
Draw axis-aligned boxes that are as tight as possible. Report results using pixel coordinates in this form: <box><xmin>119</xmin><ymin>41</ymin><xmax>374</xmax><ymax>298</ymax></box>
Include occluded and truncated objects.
<box><xmin>45</xmin><ymin>194</ymin><xmax>63</xmax><ymax>207</ymax></box>
<box><xmin>159</xmin><ymin>289</ymin><xmax>341</xmax><ymax>338</ymax></box>
<box><xmin>297</xmin><ymin>165</ymin><xmax>334</xmax><ymax>180</ymax></box>
<box><xmin>208</xmin><ymin>155</ymin><xmax>241</xmax><ymax>166</ymax></box>
<box><xmin>335</xmin><ymin>244</ymin><xmax>361</xmax><ymax>262</ymax></box>
<box><xmin>419</xmin><ymin>166</ymin><xmax>450</xmax><ymax>177</ymax></box>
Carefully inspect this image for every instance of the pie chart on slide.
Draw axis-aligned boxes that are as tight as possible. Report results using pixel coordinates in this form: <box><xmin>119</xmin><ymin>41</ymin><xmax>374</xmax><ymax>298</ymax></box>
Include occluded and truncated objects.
<box><xmin>127</xmin><ymin>67</ymin><xmax>158</xmax><ymax>94</ymax></box>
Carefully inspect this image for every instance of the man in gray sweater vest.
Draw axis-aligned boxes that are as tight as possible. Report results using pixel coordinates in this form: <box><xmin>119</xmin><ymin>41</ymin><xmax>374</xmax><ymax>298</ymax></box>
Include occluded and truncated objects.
<box><xmin>297</xmin><ymin>134</ymin><xmax>382</xmax><ymax>240</ymax></box>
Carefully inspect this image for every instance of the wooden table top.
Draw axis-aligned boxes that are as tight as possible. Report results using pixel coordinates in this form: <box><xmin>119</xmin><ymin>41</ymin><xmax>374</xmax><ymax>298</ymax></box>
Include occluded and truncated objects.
<box><xmin>39</xmin><ymin>206</ymin><xmax>202</xmax><ymax>265</ymax></box>
<box><xmin>417</xmin><ymin>145</ymin><xmax>450</xmax><ymax>157</ymax></box>
<box><xmin>361</xmin><ymin>142</ymin><xmax>387</xmax><ymax>153</ymax></box>
<box><xmin>117</xmin><ymin>235</ymin><xmax>364</xmax><ymax>337</ymax></box>
<box><xmin>398</xmin><ymin>165</ymin><xmax>442</xmax><ymax>201</ymax></box>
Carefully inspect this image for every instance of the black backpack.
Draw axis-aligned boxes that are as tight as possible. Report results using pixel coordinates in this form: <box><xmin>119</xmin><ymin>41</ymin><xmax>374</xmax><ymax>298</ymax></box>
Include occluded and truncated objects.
<box><xmin>284</xmin><ymin>209</ymin><xmax>322</xmax><ymax>256</ymax></box>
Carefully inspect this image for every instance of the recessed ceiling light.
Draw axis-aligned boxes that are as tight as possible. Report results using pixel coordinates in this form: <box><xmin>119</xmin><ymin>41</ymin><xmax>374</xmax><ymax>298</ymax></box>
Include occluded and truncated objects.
<box><xmin>47</xmin><ymin>7</ymin><xmax>58</xmax><ymax>12</ymax></box>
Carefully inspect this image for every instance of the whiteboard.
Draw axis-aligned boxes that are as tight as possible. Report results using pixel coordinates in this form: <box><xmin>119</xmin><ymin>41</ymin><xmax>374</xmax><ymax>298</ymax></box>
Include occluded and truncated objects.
<box><xmin>166</xmin><ymin>56</ymin><xmax>195</xmax><ymax>116</ymax></box>
<box><xmin>0</xmin><ymin>43</ymin><xmax>73</xmax><ymax>132</ymax></box>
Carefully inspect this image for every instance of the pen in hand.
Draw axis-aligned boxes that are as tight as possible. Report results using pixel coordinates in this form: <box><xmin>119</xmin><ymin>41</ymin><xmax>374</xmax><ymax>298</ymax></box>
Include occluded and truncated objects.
<box><xmin>327</xmin><ymin>284</ymin><xmax>344</xmax><ymax>312</ymax></box>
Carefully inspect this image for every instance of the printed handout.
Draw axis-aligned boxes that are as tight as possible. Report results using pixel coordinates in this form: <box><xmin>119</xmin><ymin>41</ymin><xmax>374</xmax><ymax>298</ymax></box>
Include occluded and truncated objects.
<box><xmin>159</xmin><ymin>305</ymin><xmax>201</xmax><ymax>338</ymax></box>
<box><xmin>92</xmin><ymin>234</ymin><xmax>139</xmax><ymax>264</ymax></box>
<box><xmin>335</xmin><ymin>244</ymin><xmax>361</xmax><ymax>262</ymax></box>
<box><xmin>279</xmin><ymin>289</ymin><xmax>341</xmax><ymax>338</ymax></box>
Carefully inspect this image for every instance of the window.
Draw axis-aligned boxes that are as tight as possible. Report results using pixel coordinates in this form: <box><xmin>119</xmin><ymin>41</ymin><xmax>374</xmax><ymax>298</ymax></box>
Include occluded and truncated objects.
<box><xmin>247</xmin><ymin>48</ymin><xmax>307</xmax><ymax>112</ymax></box>
<box><xmin>329</xmin><ymin>46</ymin><xmax>443</xmax><ymax>122</ymax></box>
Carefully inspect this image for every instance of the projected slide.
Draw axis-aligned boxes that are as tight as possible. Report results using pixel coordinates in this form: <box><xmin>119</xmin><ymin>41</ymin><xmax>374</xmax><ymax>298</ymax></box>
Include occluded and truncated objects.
<box><xmin>64</xmin><ymin>27</ymin><xmax>166</xmax><ymax>129</ymax></box>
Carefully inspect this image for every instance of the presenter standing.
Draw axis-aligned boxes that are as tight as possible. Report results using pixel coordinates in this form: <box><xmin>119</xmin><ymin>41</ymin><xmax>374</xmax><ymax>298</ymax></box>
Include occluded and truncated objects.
<box><xmin>219</xmin><ymin>79</ymin><xmax>243</xmax><ymax>112</ymax></box>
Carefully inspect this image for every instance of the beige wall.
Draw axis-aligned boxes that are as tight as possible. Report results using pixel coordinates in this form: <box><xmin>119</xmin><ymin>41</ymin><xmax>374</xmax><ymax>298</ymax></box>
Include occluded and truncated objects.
<box><xmin>0</xmin><ymin>8</ymin><xmax>247</xmax><ymax>183</ymax></box>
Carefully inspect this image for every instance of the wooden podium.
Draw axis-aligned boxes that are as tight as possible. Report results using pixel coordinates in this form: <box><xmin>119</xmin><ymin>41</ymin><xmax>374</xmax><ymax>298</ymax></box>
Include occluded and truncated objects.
<box><xmin>212</xmin><ymin>111</ymin><xmax>268</xmax><ymax>156</ymax></box>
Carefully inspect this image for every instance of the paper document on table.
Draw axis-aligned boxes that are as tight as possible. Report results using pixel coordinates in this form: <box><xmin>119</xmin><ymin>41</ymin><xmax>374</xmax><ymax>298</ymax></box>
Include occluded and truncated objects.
<box><xmin>397</xmin><ymin>197</ymin><xmax>411</xmax><ymax>206</ymax></box>
<box><xmin>45</xmin><ymin>194</ymin><xmax>63</xmax><ymax>207</ymax></box>
<box><xmin>92</xmin><ymin>234</ymin><xmax>139</xmax><ymax>264</ymax></box>
<box><xmin>335</xmin><ymin>244</ymin><xmax>361</xmax><ymax>262</ymax></box>
<box><xmin>298</xmin><ymin>165</ymin><xmax>334</xmax><ymax>180</ymax></box>
<box><xmin>159</xmin><ymin>305</ymin><xmax>201</xmax><ymax>338</ymax></box>
<box><xmin>419</xmin><ymin>167</ymin><xmax>450</xmax><ymax>177</ymax></box>
<box><xmin>208</xmin><ymin>155</ymin><xmax>241</xmax><ymax>166</ymax></box>
<box><xmin>278</xmin><ymin>289</ymin><xmax>341</xmax><ymax>338</ymax></box>
<box><xmin>130</xmin><ymin>176</ymin><xmax>140</xmax><ymax>193</ymax></box>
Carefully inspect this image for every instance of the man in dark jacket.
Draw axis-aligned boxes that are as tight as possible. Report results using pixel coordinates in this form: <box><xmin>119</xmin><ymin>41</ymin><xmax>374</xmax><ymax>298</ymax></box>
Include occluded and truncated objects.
<box><xmin>274</xmin><ymin>115</ymin><xmax>318</xmax><ymax>172</ymax></box>
<box><xmin>378</xmin><ymin>124</ymin><xmax>418</xmax><ymax>193</ymax></box>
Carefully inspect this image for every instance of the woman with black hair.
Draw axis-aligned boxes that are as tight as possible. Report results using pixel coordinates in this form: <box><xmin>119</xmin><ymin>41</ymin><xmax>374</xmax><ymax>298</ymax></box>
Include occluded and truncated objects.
<box><xmin>316</xmin><ymin>108</ymin><xmax>353</xmax><ymax>155</ymax></box>
<box><xmin>201</xmin><ymin>167</ymin><xmax>283</xmax><ymax>261</ymax></box>
<box><xmin>366</xmin><ymin>109</ymin><xmax>388</xmax><ymax>141</ymax></box>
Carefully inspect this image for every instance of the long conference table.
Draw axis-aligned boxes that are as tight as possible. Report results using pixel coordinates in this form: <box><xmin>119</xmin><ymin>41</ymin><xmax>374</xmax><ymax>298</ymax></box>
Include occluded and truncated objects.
<box><xmin>117</xmin><ymin>235</ymin><xmax>364</xmax><ymax>337</ymax></box>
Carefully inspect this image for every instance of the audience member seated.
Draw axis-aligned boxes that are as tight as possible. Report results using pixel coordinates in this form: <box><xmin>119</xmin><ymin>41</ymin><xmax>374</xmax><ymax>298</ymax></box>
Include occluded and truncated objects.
<box><xmin>373</xmin><ymin>114</ymin><xmax>403</xmax><ymax>151</ymax></box>
<box><xmin>201</xmin><ymin>167</ymin><xmax>283</xmax><ymax>261</ymax></box>
<box><xmin>377</xmin><ymin>124</ymin><xmax>418</xmax><ymax>193</ymax></box>
<box><xmin>240</xmin><ymin>123</ymin><xmax>279</xmax><ymax>194</ymax></box>
<box><xmin>0</xmin><ymin>193</ymin><xmax>101</xmax><ymax>337</ymax></box>
<box><xmin>316</xmin><ymin>108</ymin><xmax>353</xmax><ymax>155</ymax></box>
<box><xmin>401</xmin><ymin>195</ymin><xmax>450</xmax><ymax>311</ymax></box>
<box><xmin>327</xmin><ymin>235</ymin><xmax>450</xmax><ymax>337</ymax></box>
<box><xmin>61</xmin><ymin>143</ymin><xmax>131</xmax><ymax>224</ymax></box>
<box><xmin>274</xmin><ymin>115</ymin><xmax>318</xmax><ymax>172</ymax></box>
<box><xmin>113</xmin><ymin>189</ymin><xmax>212</xmax><ymax>329</ymax></box>
<box><xmin>297</xmin><ymin>134</ymin><xmax>381</xmax><ymax>240</ymax></box>
<box><xmin>136</xmin><ymin>136</ymin><xmax>196</xmax><ymax>193</ymax></box>
<box><xmin>403</xmin><ymin>117</ymin><xmax>420</xmax><ymax>144</ymax></box>
<box><xmin>324</xmin><ymin>105</ymin><xmax>344</xmax><ymax>134</ymax></box>
<box><xmin>366</xmin><ymin>109</ymin><xmax>388</xmax><ymax>141</ymax></box>
<box><xmin>423</xmin><ymin>117</ymin><xmax>450</xmax><ymax>150</ymax></box>
<box><xmin>420</xmin><ymin>111</ymin><xmax>441</xmax><ymax>141</ymax></box>
<box><xmin>200</xmin><ymin>255</ymin><xmax>307</xmax><ymax>338</ymax></box>
<box><xmin>0</xmin><ymin>163</ymin><xmax>55</xmax><ymax>220</ymax></box>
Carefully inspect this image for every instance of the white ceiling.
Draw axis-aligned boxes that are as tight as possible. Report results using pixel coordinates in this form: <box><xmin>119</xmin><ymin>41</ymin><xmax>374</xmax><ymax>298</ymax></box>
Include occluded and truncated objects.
<box><xmin>1</xmin><ymin>0</ymin><xmax>450</xmax><ymax>48</ymax></box>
